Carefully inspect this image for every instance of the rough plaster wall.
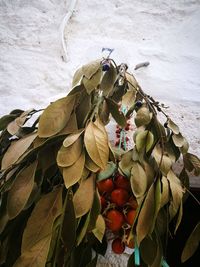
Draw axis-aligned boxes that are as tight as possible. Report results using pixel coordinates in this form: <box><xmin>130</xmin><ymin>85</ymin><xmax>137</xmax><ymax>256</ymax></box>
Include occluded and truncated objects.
<box><xmin>0</xmin><ymin>0</ymin><xmax>200</xmax><ymax>266</ymax></box>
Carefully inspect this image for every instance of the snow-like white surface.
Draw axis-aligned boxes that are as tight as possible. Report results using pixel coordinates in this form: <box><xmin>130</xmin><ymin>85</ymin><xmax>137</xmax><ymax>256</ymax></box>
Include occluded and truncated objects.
<box><xmin>0</xmin><ymin>0</ymin><xmax>200</xmax><ymax>266</ymax></box>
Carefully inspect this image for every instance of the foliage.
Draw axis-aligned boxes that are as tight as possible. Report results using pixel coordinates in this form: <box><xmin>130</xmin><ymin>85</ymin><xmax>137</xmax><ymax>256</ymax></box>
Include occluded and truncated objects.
<box><xmin>0</xmin><ymin>58</ymin><xmax>199</xmax><ymax>267</ymax></box>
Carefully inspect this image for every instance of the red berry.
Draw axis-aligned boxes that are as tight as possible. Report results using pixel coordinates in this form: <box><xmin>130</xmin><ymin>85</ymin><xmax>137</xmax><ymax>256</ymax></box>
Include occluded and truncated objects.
<box><xmin>106</xmin><ymin>210</ymin><xmax>124</xmax><ymax>232</ymax></box>
<box><xmin>100</xmin><ymin>196</ymin><xmax>106</xmax><ymax>210</ymax></box>
<box><xmin>115</xmin><ymin>139</ymin><xmax>120</xmax><ymax>146</ymax></box>
<box><xmin>112</xmin><ymin>238</ymin><xmax>125</xmax><ymax>254</ymax></box>
<box><xmin>126</xmin><ymin>209</ymin><xmax>136</xmax><ymax>225</ymax></box>
<box><xmin>111</xmin><ymin>188</ymin><xmax>129</xmax><ymax>207</ymax></box>
<box><xmin>128</xmin><ymin>196</ymin><xmax>138</xmax><ymax>209</ymax></box>
<box><xmin>114</xmin><ymin>174</ymin><xmax>130</xmax><ymax>191</ymax></box>
<box><xmin>97</xmin><ymin>178</ymin><xmax>114</xmax><ymax>194</ymax></box>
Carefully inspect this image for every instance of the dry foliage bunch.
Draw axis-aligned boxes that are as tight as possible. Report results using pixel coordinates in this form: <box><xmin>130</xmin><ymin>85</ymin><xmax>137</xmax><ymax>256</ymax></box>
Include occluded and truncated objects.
<box><xmin>0</xmin><ymin>58</ymin><xmax>199</xmax><ymax>267</ymax></box>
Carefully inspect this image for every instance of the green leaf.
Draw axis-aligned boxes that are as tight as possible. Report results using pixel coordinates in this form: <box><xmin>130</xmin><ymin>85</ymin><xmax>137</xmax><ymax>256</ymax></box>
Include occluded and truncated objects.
<box><xmin>105</xmin><ymin>98</ymin><xmax>127</xmax><ymax>128</ymax></box>
<box><xmin>21</xmin><ymin>187</ymin><xmax>62</xmax><ymax>253</ymax></box>
<box><xmin>7</xmin><ymin>161</ymin><xmax>38</xmax><ymax>219</ymax></box>
<box><xmin>167</xmin><ymin>119</ymin><xmax>180</xmax><ymax>134</ymax></box>
<box><xmin>61</xmin><ymin>190</ymin><xmax>76</xmax><ymax>251</ymax></box>
<box><xmin>63</xmin><ymin>150</ymin><xmax>85</xmax><ymax>189</ymax></box>
<box><xmin>84</xmin><ymin>119</ymin><xmax>109</xmax><ymax>170</ymax></box>
<box><xmin>181</xmin><ymin>222</ymin><xmax>200</xmax><ymax>263</ymax></box>
<box><xmin>57</xmin><ymin>137</ymin><xmax>83</xmax><ymax>167</ymax></box>
<box><xmin>38</xmin><ymin>95</ymin><xmax>76</xmax><ymax>138</ymax></box>
<box><xmin>92</xmin><ymin>215</ymin><xmax>106</xmax><ymax>243</ymax></box>
<box><xmin>130</xmin><ymin>162</ymin><xmax>148</xmax><ymax>199</ymax></box>
<box><xmin>101</xmin><ymin>63</ymin><xmax>117</xmax><ymax>96</ymax></box>
<box><xmin>73</xmin><ymin>174</ymin><xmax>95</xmax><ymax>218</ymax></box>
<box><xmin>1</xmin><ymin>132</ymin><xmax>37</xmax><ymax>170</ymax></box>
<box><xmin>135</xmin><ymin>107</ymin><xmax>152</xmax><ymax>127</ymax></box>
<box><xmin>97</xmin><ymin>161</ymin><xmax>117</xmax><ymax>181</ymax></box>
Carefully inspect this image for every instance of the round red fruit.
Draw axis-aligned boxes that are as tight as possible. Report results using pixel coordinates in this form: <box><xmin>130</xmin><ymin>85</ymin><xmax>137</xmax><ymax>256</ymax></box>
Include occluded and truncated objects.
<box><xmin>97</xmin><ymin>178</ymin><xmax>114</xmax><ymax>194</ymax></box>
<box><xmin>128</xmin><ymin>196</ymin><xmax>138</xmax><ymax>210</ymax></box>
<box><xmin>115</xmin><ymin>174</ymin><xmax>130</xmax><ymax>191</ymax></box>
<box><xmin>126</xmin><ymin>209</ymin><xmax>136</xmax><ymax>225</ymax></box>
<box><xmin>112</xmin><ymin>238</ymin><xmax>125</xmax><ymax>254</ymax></box>
<box><xmin>106</xmin><ymin>210</ymin><xmax>124</xmax><ymax>232</ymax></box>
<box><xmin>111</xmin><ymin>188</ymin><xmax>129</xmax><ymax>207</ymax></box>
<box><xmin>100</xmin><ymin>196</ymin><xmax>106</xmax><ymax>210</ymax></box>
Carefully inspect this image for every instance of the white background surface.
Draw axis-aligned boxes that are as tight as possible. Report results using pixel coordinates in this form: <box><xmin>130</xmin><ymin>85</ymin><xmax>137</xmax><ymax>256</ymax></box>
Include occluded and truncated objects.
<box><xmin>0</xmin><ymin>1</ymin><xmax>200</xmax><ymax>266</ymax></box>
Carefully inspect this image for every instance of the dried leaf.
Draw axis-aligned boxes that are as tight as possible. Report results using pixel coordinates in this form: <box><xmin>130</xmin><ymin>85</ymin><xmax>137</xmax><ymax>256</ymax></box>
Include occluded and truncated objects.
<box><xmin>135</xmin><ymin>130</ymin><xmax>148</xmax><ymax>152</ymax></box>
<box><xmin>84</xmin><ymin>120</ymin><xmax>109</xmax><ymax>170</ymax></box>
<box><xmin>38</xmin><ymin>95</ymin><xmax>76</xmax><ymax>138</ymax></box>
<box><xmin>63</xmin><ymin>129</ymin><xmax>84</xmax><ymax>147</ymax></box>
<box><xmin>180</xmin><ymin>137</ymin><xmax>189</xmax><ymax>154</ymax></box>
<box><xmin>172</xmin><ymin>133</ymin><xmax>185</xmax><ymax>147</ymax></box>
<box><xmin>7</xmin><ymin>161</ymin><xmax>38</xmax><ymax>219</ymax></box>
<box><xmin>101</xmin><ymin>63</ymin><xmax>117</xmax><ymax>96</ymax></box>
<box><xmin>73</xmin><ymin>174</ymin><xmax>95</xmax><ymax>218</ymax></box>
<box><xmin>125</xmin><ymin>72</ymin><xmax>138</xmax><ymax>91</ymax></box>
<box><xmin>83</xmin><ymin>68</ymin><xmax>102</xmax><ymax>94</ymax></box>
<box><xmin>22</xmin><ymin>187</ymin><xmax>62</xmax><ymax>253</ymax></box>
<box><xmin>1</xmin><ymin>132</ymin><xmax>37</xmax><ymax>170</ymax></box>
<box><xmin>160</xmin><ymin>176</ymin><xmax>170</xmax><ymax>208</ymax></box>
<box><xmin>136</xmin><ymin>184</ymin><xmax>155</xmax><ymax>245</ymax></box>
<box><xmin>105</xmin><ymin>98</ymin><xmax>126</xmax><ymax>128</ymax></box>
<box><xmin>135</xmin><ymin>107</ymin><xmax>152</xmax><ymax>127</ymax></box>
<box><xmin>92</xmin><ymin>215</ymin><xmax>106</xmax><ymax>243</ymax></box>
<box><xmin>152</xmin><ymin>145</ymin><xmax>172</xmax><ymax>176</ymax></box>
<box><xmin>63</xmin><ymin>151</ymin><xmax>85</xmax><ymax>189</ymax></box>
<box><xmin>119</xmin><ymin>150</ymin><xmax>134</xmax><ymax>177</ymax></box>
<box><xmin>184</xmin><ymin>153</ymin><xmax>200</xmax><ymax>176</ymax></box>
<box><xmin>97</xmin><ymin>162</ymin><xmax>117</xmax><ymax>181</ymax></box>
<box><xmin>57</xmin><ymin>137</ymin><xmax>82</xmax><ymax>167</ymax></box>
<box><xmin>140</xmin><ymin>235</ymin><xmax>158</xmax><ymax>265</ymax></box>
<box><xmin>76</xmin><ymin>91</ymin><xmax>92</xmax><ymax>128</ymax></box>
<box><xmin>167</xmin><ymin>119</ymin><xmax>180</xmax><ymax>134</ymax></box>
<box><xmin>61</xmin><ymin>190</ymin><xmax>76</xmax><ymax>250</ymax></box>
<box><xmin>130</xmin><ymin>162</ymin><xmax>148</xmax><ymax>198</ymax></box>
<box><xmin>181</xmin><ymin>222</ymin><xmax>200</xmax><ymax>263</ymax></box>
<box><xmin>146</xmin><ymin>131</ymin><xmax>154</xmax><ymax>152</ymax></box>
<box><xmin>85</xmin><ymin>152</ymin><xmax>100</xmax><ymax>172</ymax></box>
<box><xmin>174</xmin><ymin>201</ymin><xmax>183</xmax><ymax>233</ymax></box>
<box><xmin>122</xmin><ymin>89</ymin><xmax>136</xmax><ymax>109</ymax></box>
<box><xmin>13</xmin><ymin>235</ymin><xmax>52</xmax><ymax>267</ymax></box>
<box><xmin>0</xmin><ymin>114</ymin><xmax>16</xmax><ymax>131</ymax></box>
<box><xmin>77</xmin><ymin>211</ymin><xmax>91</xmax><ymax>246</ymax></box>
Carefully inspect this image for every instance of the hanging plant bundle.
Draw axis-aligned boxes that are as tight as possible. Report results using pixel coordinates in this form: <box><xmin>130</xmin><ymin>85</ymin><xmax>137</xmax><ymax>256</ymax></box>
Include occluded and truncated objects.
<box><xmin>0</xmin><ymin>58</ymin><xmax>199</xmax><ymax>267</ymax></box>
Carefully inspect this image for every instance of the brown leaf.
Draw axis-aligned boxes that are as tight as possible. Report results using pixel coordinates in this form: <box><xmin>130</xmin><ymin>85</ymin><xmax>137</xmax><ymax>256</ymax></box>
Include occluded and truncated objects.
<box><xmin>136</xmin><ymin>184</ymin><xmax>155</xmax><ymax>245</ymax></box>
<box><xmin>125</xmin><ymin>72</ymin><xmax>138</xmax><ymax>91</ymax></box>
<box><xmin>130</xmin><ymin>162</ymin><xmax>148</xmax><ymax>198</ymax></box>
<box><xmin>57</xmin><ymin>137</ymin><xmax>82</xmax><ymax>167</ymax></box>
<box><xmin>1</xmin><ymin>132</ymin><xmax>37</xmax><ymax>170</ymax></box>
<box><xmin>83</xmin><ymin>68</ymin><xmax>102</xmax><ymax>94</ymax></box>
<box><xmin>119</xmin><ymin>150</ymin><xmax>134</xmax><ymax>177</ymax></box>
<box><xmin>160</xmin><ymin>176</ymin><xmax>170</xmax><ymax>208</ymax></box>
<box><xmin>13</xmin><ymin>235</ymin><xmax>51</xmax><ymax>267</ymax></box>
<box><xmin>73</xmin><ymin>174</ymin><xmax>95</xmax><ymax>218</ymax></box>
<box><xmin>167</xmin><ymin>119</ymin><xmax>180</xmax><ymax>134</ymax></box>
<box><xmin>85</xmin><ymin>152</ymin><xmax>100</xmax><ymax>172</ymax></box>
<box><xmin>38</xmin><ymin>95</ymin><xmax>76</xmax><ymax>138</ymax></box>
<box><xmin>152</xmin><ymin>144</ymin><xmax>172</xmax><ymax>176</ymax></box>
<box><xmin>172</xmin><ymin>133</ymin><xmax>185</xmax><ymax>147</ymax></box>
<box><xmin>92</xmin><ymin>214</ymin><xmax>106</xmax><ymax>243</ymax></box>
<box><xmin>101</xmin><ymin>63</ymin><xmax>117</xmax><ymax>96</ymax></box>
<box><xmin>181</xmin><ymin>222</ymin><xmax>200</xmax><ymax>263</ymax></box>
<box><xmin>63</xmin><ymin>151</ymin><xmax>85</xmax><ymax>189</ymax></box>
<box><xmin>105</xmin><ymin>98</ymin><xmax>126</xmax><ymax>128</ymax></box>
<box><xmin>21</xmin><ymin>187</ymin><xmax>62</xmax><ymax>253</ymax></box>
<box><xmin>135</xmin><ymin>107</ymin><xmax>152</xmax><ymax>127</ymax></box>
<box><xmin>84</xmin><ymin>119</ymin><xmax>109</xmax><ymax>169</ymax></box>
<box><xmin>63</xmin><ymin>129</ymin><xmax>84</xmax><ymax>147</ymax></box>
<box><xmin>7</xmin><ymin>161</ymin><xmax>38</xmax><ymax>219</ymax></box>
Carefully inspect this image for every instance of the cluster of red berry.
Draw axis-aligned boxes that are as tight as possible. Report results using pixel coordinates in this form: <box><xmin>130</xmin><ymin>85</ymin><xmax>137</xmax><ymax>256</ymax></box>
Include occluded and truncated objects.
<box><xmin>97</xmin><ymin>173</ymin><xmax>138</xmax><ymax>254</ymax></box>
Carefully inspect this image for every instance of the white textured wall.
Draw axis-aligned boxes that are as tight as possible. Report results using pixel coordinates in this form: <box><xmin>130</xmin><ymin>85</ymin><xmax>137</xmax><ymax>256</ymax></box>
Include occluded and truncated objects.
<box><xmin>0</xmin><ymin>0</ymin><xmax>200</xmax><ymax>266</ymax></box>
